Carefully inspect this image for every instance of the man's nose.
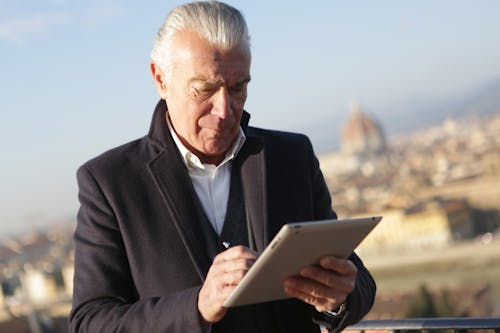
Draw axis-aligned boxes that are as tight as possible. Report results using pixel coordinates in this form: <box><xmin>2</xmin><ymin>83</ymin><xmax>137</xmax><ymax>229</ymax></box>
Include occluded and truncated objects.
<box><xmin>212</xmin><ymin>87</ymin><xmax>231</xmax><ymax>119</ymax></box>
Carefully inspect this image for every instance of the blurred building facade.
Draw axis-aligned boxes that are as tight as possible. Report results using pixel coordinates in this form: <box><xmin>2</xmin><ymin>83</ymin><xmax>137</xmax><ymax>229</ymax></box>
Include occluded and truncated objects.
<box><xmin>0</xmin><ymin>226</ymin><xmax>74</xmax><ymax>332</ymax></box>
<box><xmin>320</xmin><ymin>108</ymin><xmax>500</xmax><ymax>253</ymax></box>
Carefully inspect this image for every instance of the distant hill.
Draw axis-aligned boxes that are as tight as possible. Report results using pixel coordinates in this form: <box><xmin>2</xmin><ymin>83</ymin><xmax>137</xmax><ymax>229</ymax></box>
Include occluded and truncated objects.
<box><xmin>382</xmin><ymin>75</ymin><xmax>500</xmax><ymax>138</ymax></box>
<box><xmin>455</xmin><ymin>75</ymin><xmax>500</xmax><ymax>117</ymax></box>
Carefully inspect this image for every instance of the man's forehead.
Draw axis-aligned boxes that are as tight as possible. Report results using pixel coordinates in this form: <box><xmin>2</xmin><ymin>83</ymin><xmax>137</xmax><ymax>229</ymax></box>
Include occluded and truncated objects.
<box><xmin>171</xmin><ymin>29</ymin><xmax>250</xmax><ymax>63</ymax></box>
<box><xmin>173</xmin><ymin>45</ymin><xmax>250</xmax><ymax>67</ymax></box>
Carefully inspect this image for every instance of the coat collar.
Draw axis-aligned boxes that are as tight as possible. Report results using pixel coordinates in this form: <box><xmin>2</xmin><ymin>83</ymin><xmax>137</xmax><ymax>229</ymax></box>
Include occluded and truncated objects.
<box><xmin>146</xmin><ymin>100</ymin><xmax>268</xmax><ymax>280</ymax></box>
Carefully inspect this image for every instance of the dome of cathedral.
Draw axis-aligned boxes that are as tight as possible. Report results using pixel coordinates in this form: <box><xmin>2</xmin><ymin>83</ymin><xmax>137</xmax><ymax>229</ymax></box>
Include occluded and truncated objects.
<box><xmin>341</xmin><ymin>101</ymin><xmax>386</xmax><ymax>156</ymax></box>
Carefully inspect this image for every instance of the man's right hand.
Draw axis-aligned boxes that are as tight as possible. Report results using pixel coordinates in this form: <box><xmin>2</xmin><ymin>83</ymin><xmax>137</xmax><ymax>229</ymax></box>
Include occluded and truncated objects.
<box><xmin>197</xmin><ymin>245</ymin><xmax>257</xmax><ymax>323</ymax></box>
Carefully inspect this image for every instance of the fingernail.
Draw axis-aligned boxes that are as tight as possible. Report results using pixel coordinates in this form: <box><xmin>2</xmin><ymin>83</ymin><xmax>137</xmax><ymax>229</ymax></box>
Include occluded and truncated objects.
<box><xmin>321</xmin><ymin>257</ymin><xmax>334</xmax><ymax>266</ymax></box>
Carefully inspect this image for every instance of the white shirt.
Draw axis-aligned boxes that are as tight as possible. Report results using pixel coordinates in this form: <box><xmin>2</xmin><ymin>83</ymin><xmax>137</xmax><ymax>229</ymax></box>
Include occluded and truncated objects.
<box><xmin>166</xmin><ymin>114</ymin><xmax>246</xmax><ymax>235</ymax></box>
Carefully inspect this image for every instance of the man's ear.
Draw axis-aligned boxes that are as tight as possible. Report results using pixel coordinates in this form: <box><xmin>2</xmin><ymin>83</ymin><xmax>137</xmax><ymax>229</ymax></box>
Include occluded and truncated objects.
<box><xmin>150</xmin><ymin>62</ymin><xmax>168</xmax><ymax>99</ymax></box>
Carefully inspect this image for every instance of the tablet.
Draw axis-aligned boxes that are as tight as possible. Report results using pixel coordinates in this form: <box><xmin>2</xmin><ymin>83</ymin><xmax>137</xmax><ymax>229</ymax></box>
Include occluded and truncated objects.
<box><xmin>223</xmin><ymin>216</ymin><xmax>382</xmax><ymax>307</ymax></box>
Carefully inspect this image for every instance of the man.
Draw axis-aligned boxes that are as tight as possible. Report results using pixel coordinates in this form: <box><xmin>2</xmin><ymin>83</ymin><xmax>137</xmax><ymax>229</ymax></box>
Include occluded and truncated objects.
<box><xmin>69</xmin><ymin>2</ymin><xmax>376</xmax><ymax>332</ymax></box>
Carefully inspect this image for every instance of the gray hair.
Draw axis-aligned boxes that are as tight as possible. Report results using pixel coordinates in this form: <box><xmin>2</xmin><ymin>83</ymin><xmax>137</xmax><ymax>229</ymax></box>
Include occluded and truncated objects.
<box><xmin>151</xmin><ymin>1</ymin><xmax>251</xmax><ymax>78</ymax></box>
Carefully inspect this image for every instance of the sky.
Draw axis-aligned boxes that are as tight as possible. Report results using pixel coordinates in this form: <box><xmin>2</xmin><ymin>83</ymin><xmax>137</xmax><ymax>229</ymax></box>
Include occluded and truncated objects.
<box><xmin>1</xmin><ymin>0</ymin><xmax>500</xmax><ymax>236</ymax></box>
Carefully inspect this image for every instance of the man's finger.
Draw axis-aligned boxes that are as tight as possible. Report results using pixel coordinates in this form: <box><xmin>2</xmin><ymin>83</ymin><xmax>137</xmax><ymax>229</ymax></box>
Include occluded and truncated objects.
<box><xmin>284</xmin><ymin>276</ymin><xmax>339</xmax><ymax>300</ymax></box>
<box><xmin>223</xmin><ymin>269</ymin><xmax>248</xmax><ymax>286</ymax></box>
<box><xmin>319</xmin><ymin>256</ymin><xmax>357</xmax><ymax>276</ymax></box>
<box><xmin>283</xmin><ymin>278</ymin><xmax>340</xmax><ymax>313</ymax></box>
<box><xmin>210</xmin><ymin>257</ymin><xmax>255</xmax><ymax>277</ymax></box>
<box><xmin>213</xmin><ymin>245</ymin><xmax>258</xmax><ymax>263</ymax></box>
<box><xmin>299</xmin><ymin>266</ymin><xmax>355</xmax><ymax>293</ymax></box>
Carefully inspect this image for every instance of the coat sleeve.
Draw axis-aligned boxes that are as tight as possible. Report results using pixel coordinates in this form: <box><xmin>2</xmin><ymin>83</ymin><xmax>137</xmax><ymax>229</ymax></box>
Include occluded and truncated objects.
<box><xmin>305</xmin><ymin>138</ymin><xmax>376</xmax><ymax>332</ymax></box>
<box><xmin>69</xmin><ymin>165</ymin><xmax>209</xmax><ymax>333</ymax></box>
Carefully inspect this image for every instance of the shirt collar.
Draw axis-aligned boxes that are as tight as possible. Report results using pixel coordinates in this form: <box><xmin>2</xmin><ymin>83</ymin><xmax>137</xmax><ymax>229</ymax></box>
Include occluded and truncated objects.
<box><xmin>166</xmin><ymin>113</ymin><xmax>246</xmax><ymax>170</ymax></box>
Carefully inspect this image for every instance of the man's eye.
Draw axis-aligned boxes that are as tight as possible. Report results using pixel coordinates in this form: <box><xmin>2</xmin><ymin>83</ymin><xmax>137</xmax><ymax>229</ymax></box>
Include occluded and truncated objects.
<box><xmin>229</xmin><ymin>83</ymin><xmax>246</xmax><ymax>94</ymax></box>
<box><xmin>194</xmin><ymin>87</ymin><xmax>215</xmax><ymax>97</ymax></box>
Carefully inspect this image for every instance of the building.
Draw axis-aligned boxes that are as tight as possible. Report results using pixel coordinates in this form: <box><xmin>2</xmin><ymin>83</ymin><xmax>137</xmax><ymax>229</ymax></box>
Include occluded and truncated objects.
<box><xmin>341</xmin><ymin>100</ymin><xmax>386</xmax><ymax>158</ymax></box>
<box><xmin>320</xmin><ymin>101</ymin><xmax>388</xmax><ymax>177</ymax></box>
<box><xmin>356</xmin><ymin>197</ymin><xmax>475</xmax><ymax>254</ymax></box>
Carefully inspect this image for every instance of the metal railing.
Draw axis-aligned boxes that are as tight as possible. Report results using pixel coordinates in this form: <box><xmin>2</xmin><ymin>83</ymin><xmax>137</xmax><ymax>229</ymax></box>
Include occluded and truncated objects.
<box><xmin>345</xmin><ymin>318</ymin><xmax>500</xmax><ymax>333</ymax></box>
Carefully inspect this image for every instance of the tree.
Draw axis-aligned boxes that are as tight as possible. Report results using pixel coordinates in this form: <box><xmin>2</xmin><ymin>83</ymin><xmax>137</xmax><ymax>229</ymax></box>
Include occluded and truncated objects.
<box><xmin>406</xmin><ymin>284</ymin><xmax>437</xmax><ymax>318</ymax></box>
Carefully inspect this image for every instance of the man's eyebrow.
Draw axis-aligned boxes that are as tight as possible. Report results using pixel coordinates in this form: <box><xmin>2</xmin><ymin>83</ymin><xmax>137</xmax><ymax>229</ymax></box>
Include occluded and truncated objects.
<box><xmin>188</xmin><ymin>77</ymin><xmax>218</xmax><ymax>86</ymax></box>
<box><xmin>188</xmin><ymin>75</ymin><xmax>252</xmax><ymax>86</ymax></box>
<box><xmin>235</xmin><ymin>75</ymin><xmax>251</xmax><ymax>85</ymax></box>
<box><xmin>229</xmin><ymin>76</ymin><xmax>251</xmax><ymax>88</ymax></box>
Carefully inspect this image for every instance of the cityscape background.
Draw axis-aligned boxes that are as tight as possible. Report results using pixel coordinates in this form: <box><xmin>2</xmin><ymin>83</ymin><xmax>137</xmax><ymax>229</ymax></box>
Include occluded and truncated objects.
<box><xmin>1</xmin><ymin>0</ymin><xmax>500</xmax><ymax>332</ymax></box>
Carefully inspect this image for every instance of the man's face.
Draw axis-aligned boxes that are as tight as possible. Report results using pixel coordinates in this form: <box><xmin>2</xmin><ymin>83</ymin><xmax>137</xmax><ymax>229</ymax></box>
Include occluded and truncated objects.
<box><xmin>157</xmin><ymin>29</ymin><xmax>251</xmax><ymax>165</ymax></box>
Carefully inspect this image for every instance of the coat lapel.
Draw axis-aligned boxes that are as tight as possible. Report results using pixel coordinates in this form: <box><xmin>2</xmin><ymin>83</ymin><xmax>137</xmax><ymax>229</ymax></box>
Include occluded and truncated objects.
<box><xmin>239</xmin><ymin>135</ymin><xmax>268</xmax><ymax>252</ymax></box>
<box><xmin>147</xmin><ymin>149</ymin><xmax>212</xmax><ymax>282</ymax></box>
<box><xmin>146</xmin><ymin>101</ymin><xmax>211</xmax><ymax>281</ymax></box>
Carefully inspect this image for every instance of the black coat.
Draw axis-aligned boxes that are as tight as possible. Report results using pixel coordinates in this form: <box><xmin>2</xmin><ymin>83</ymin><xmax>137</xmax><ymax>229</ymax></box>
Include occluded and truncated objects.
<box><xmin>69</xmin><ymin>100</ymin><xmax>376</xmax><ymax>333</ymax></box>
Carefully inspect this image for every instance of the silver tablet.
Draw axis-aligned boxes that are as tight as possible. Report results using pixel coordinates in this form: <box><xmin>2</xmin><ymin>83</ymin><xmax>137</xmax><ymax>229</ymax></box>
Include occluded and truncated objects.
<box><xmin>223</xmin><ymin>216</ymin><xmax>382</xmax><ymax>307</ymax></box>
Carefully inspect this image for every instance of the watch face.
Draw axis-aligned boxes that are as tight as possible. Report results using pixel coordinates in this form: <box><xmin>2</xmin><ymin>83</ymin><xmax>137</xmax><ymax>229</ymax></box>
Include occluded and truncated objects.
<box><xmin>313</xmin><ymin>304</ymin><xmax>348</xmax><ymax>332</ymax></box>
<box><xmin>326</xmin><ymin>302</ymin><xmax>347</xmax><ymax>317</ymax></box>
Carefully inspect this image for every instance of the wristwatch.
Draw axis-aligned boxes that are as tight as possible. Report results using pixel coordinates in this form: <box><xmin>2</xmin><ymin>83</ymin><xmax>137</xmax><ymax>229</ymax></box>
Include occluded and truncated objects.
<box><xmin>313</xmin><ymin>301</ymin><xmax>349</xmax><ymax>333</ymax></box>
<box><xmin>324</xmin><ymin>302</ymin><xmax>347</xmax><ymax>318</ymax></box>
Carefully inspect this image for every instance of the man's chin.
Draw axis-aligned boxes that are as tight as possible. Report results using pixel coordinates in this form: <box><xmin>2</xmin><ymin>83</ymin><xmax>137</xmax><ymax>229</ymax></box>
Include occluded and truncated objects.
<box><xmin>194</xmin><ymin>143</ymin><xmax>230</xmax><ymax>164</ymax></box>
<box><xmin>203</xmin><ymin>147</ymin><xmax>228</xmax><ymax>158</ymax></box>
<box><xmin>202</xmin><ymin>140</ymin><xmax>231</xmax><ymax>154</ymax></box>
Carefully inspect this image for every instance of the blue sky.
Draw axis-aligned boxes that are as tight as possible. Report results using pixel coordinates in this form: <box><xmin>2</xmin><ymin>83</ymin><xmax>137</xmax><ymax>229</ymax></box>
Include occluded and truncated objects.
<box><xmin>1</xmin><ymin>0</ymin><xmax>500</xmax><ymax>236</ymax></box>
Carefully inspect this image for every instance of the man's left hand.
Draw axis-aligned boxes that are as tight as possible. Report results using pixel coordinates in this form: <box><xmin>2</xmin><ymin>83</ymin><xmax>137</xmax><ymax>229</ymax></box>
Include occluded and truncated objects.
<box><xmin>283</xmin><ymin>256</ymin><xmax>357</xmax><ymax>313</ymax></box>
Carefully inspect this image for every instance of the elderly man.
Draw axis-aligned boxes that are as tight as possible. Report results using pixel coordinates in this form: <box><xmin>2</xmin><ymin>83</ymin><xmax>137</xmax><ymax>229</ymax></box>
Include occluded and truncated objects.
<box><xmin>69</xmin><ymin>2</ymin><xmax>376</xmax><ymax>333</ymax></box>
